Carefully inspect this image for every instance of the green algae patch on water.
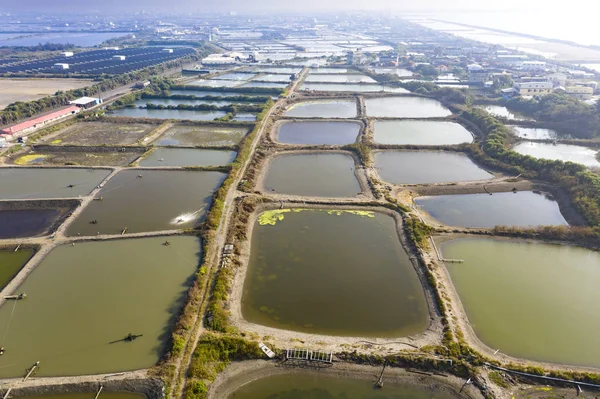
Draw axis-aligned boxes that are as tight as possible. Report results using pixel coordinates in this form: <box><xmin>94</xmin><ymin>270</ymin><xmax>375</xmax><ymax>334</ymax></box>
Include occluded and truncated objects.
<box><xmin>258</xmin><ymin>209</ymin><xmax>291</xmax><ymax>225</ymax></box>
<box><xmin>326</xmin><ymin>210</ymin><xmax>374</xmax><ymax>218</ymax></box>
<box><xmin>259</xmin><ymin>209</ymin><xmax>374</xmax><ymax>226</ymax></box>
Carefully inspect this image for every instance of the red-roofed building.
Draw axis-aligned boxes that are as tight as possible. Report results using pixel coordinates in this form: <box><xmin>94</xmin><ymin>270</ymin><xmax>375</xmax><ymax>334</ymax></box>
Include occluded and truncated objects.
<box><xmin>1</xmin><ymin>106</ymin><xmax>80</xmax><ymax>137</ymax></box>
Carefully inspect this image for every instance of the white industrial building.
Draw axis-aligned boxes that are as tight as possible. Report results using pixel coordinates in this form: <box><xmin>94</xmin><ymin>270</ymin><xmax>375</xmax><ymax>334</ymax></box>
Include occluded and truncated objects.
<box><xmin>519</xmin><ymin>61</ymin><xmax>547</xmax><ymax>72</ymax></box>
<box><xmin>53</xmin><ymin>63</ymin><xmax>69</xmax><ymax>70</ymax></box>
<box><xmin>201</xmin><ymin>52</ymin><xmax>246</xmax><ymax>65</ymax></box>
<box><xmin>112</xmin><ymin>55</ymin><xmax>126</xmax><ymax>61</ymax></box>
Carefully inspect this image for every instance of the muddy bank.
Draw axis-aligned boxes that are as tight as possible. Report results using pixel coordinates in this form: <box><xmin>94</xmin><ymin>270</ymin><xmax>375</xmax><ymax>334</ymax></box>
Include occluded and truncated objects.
<box><xmin>3</xmin><ymin>378</ymin><xmax>164</xmax><ymax>399</ymax></box>
<box><xmin>208</xmin><ymin>360</ymin><xmax>483</xmax><ymax>399</ymax></box>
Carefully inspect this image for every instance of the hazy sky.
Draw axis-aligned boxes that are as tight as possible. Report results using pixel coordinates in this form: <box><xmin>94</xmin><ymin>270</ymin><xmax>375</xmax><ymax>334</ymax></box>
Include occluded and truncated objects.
<box><xmin>2</xmin><ymin>0</ymin><xmax>595</xmax><ymax>13</ymax></box>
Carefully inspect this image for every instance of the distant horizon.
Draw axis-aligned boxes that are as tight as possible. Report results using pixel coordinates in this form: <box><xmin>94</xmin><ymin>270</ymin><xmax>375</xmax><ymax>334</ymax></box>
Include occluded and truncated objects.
<box><xmin>1</xmin><ymin>0</ymin><xmax>595</xmax><ymax>14</ymax></box>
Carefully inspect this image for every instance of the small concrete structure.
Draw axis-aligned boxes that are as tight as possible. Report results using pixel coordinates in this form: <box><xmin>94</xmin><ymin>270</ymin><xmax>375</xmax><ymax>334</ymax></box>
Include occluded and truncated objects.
<box><xmin>62</xmin><ymin>51</ymin><xmax>74</xmax><ymax>57</ymax></box>
<box><xmin>112</xmin><ymin>55</ymin><xmax>126</xmax><ymax>61</ymax></box>
<box><xmin>161</xmin><ymin>48</ymin><xmax>174</xmax><ymax>53</ymax></box>
<box><xmin>69</xmin><ymin>97</ymin><xmax>102</xmax><ymax>109</ymax></box>
<box><xmin>54</xmin><ymin>63</ymin><xmax>69</xmax><ymax>70</ymax></box>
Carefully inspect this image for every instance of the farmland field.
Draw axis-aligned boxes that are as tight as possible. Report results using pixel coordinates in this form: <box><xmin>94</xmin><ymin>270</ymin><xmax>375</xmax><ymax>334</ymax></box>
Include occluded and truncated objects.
<box><xmin>0</xmin><ymin>78</ymin><xmax>93</xmax><ymax>110</ymax></box>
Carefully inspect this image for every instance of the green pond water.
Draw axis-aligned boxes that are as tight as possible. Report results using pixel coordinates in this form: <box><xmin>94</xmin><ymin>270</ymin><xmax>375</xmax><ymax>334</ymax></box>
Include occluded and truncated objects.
<box><xmin>440</xmin><ymin>237</ymin><xmax>600</xmax><ymax>368</ymax></box>
<box><xmin>375</xmin><ymin>151</ymin><xmax>492</xmax><ymax>184</ymax></box>
<box><xmin>227</xmin><ymin>373</ymin><xmax>461</xmax><ymax>399</ymax></box>
<box><xmin>416</xmin><ymin>191</ymin><xmax>567</xmax><ymax>228</ymax></box>
<box><xmin>67</xmin><ymin>170</ymin><xmax>225</xmax><ymax>235</ymax></box>
<box><xmin>0</xmin><ymin>249</ymin><xmax>34</xmax><ymax>290</ymax></box>
<box><xmin>242</xmin><ymin>210</ymin><xmax>428</xmax><ymax>337</ymax></box>
<box><xmin>285</xmin><ymin>100</ymin><xmax>357</xmax><ymax>118</ymax></box>
<box><xmin>373</xmin><ymin>121</ymin><xmax>473</xmax><ymax>145</ymax></box>
<box><xmin>263</xmin><ymin>153</ymin><xmax>361</xmax><ymax>197</ymax></box>
<box><xmin>0</xmin><ymin>168</ymin><xmax>111</xmax><ymax>199</ymax></box>
<box><xmin>365</xmin><ymin>97</ymin><xmax>452</xmax><ymax>118</ymax></box>
<box><xmin>139</xmin><ymin>148</ymin><xmax>236</xmax><ymax>167</ymax></box>
<box><xmin>0</xmin><ymin>236</ymin><xmax>200</xmax><ymax>378</ymax></box>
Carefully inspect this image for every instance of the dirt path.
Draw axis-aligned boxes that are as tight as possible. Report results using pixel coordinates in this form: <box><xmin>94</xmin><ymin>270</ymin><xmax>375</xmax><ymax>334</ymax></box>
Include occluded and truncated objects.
<box><xmin>171</xmin><ymin>83</ymin><xmax>289</xmax><ymax>399</ymax></box>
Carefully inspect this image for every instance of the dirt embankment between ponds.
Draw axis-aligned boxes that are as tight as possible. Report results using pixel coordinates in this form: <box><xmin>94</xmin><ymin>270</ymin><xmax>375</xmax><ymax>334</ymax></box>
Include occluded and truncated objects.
<box><xmin>208</xmin><ymin>360</ymin><xmax>484</xmax><ymax>399</ymax></box>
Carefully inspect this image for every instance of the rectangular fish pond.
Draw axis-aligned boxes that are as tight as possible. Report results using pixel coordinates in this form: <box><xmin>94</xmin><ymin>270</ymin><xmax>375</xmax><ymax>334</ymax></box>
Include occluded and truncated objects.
<box><xmin>365</xmin><ymin>97</ymin><xmax>452</xmax><ymax>118</ymax></box>
<box><xmin>301</xmin><ymin>83</ymin><xmax>409</xmax><ymax>93</ymax></box>
<box><xmin>40</xmin><ymin>122</ymin><xmax>154</xmax><ymax>146</ymax></box>
<box><xmin>0</xmin><ymin>236</ymin><xmax>200</xmax><ymax>378</ymax></box>
<box><xmin>374</xmin><ymin>151</ymin><xmax>492</xmax><ymax>185</ymax></box>
<box><xmin>138</xmin><ymin>148</ymin><xmax>236</xmax><ymax>167</ymax></box>
<box><xmin>225</xmin><ymin>372</ymin><xmax>462</xmax><ymax>399</ymax></box>
<box><xmin>439</xmin><ymin>237</ymin><xmax>600</xmax><ymax>368</ymax></box>
<box><xmin>67</xmin><ymin>170</ymin><xmax>226</xmax><ymax>235</ymax></box>
<box><xmin>0</xmin><ymin>168</ymin><xmax>111</xmax><ymax>200</ymax></box>
<box><xmin>373</xmin><ymin>121</ymin><xmax>473</xmax><ymax>145</ymax></box>
<box><xmin>262</xmin><ymin>153</ymin><xmax>361</xmax><ymax>197</ymax></box>
<box><xmin>0</xmin><ymin>200</ymin><xmax>78</xmax><ymax>239</ymax></box>
<box><xmin>416</xmin><ymin>191</ymin><xmax>568</xmax><ymax>228</ymax></box>
<box><xmin>276</xmin><ymin>121</ymin><xmax>360</xmax><ymax>145</ymax></box>
<box><xmin>284</xmin><ymin>100</ymin><xmax>357</xmax><ymax>118</ymax></box>
<box><xmin>155</xmin><ymin>124</ymin><xmax>250</xmax><ymax>147</ymax></box>
<box><xmin>13</xmin><ymin>149</ymin><xmax>143</xmax><ymax>167</ymax></box>
<box><xmin>0</xmin><ymin>247</ymin><xmax>35</xmax><ymax>290</ymax></box>
<box><xmin>108</xmin><ymin>108</ymin><xmax>228</xmax><ymax>121</ymax></box>
<box><xmin>242</xmin><ymin>209</ymin><xmax>429</xmax><ymax>337</ymax></box>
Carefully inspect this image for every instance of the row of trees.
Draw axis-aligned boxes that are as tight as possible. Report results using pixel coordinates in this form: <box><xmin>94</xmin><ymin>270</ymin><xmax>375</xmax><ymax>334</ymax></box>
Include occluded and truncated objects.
<box><xmin>505</xmin><ymin>93</ymin><xmax>600</xmax><ymax>139</ymax></box>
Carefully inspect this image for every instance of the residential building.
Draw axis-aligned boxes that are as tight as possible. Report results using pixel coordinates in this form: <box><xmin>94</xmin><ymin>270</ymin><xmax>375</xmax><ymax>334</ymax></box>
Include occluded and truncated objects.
<box><xmin>514</xmin><ymin>80</ymin><xmax>553</xmax><ymax>95</ymax></box>
<box><xmin>565</xmin><ymin>86</ymin><xmax>594</xmax><ymax>100</ymax></box>
<box><xmin>519</xmin><ymin>61</ymin><xmax>547</xmax><ymax>72</ymax></box>
<box><xmin>467</xmin><ymin>63</ymin><xmax>489</xmax><ymax>84</ymax></box>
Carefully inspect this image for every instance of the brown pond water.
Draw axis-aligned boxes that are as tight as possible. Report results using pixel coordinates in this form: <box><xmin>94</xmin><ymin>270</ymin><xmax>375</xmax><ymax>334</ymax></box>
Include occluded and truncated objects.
<box><xmin>67</xmin><ymin>170</ymin><xmax>226</xmax><ymax>235</ymax></box>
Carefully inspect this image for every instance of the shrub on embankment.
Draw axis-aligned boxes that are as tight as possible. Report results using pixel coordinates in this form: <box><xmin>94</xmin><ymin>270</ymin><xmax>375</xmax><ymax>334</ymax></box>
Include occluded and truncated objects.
<box><xmin>462</xmin><ymin>108</ymin><xmax>600</xmax><ymax>227</ymax></box>
<box><xmin>184</xmin><ymin>334</ymin><xmax>263</xmax><ymax>399</ymax></box>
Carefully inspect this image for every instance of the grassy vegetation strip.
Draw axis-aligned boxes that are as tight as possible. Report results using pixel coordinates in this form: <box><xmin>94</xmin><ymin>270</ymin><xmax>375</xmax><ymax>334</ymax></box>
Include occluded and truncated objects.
<box><xmin>184</xmin><ymin>333</ymin><xmax>264</xmax><ymax>399</ymax></box>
